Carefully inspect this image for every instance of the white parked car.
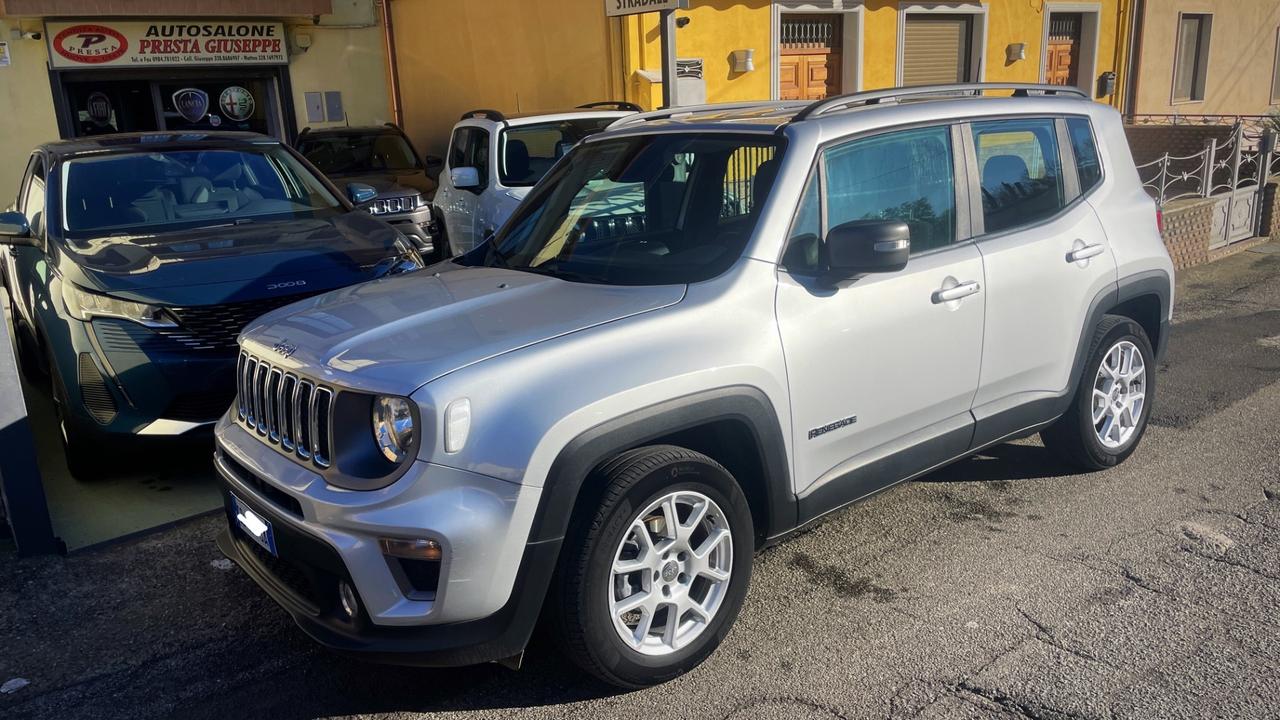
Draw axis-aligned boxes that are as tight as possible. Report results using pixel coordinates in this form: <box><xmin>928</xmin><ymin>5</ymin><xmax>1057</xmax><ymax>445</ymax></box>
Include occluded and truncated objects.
<box><xmin>432</xmin><ymin>102</ymin><xmax>639</xmax><ymax>256</ymax></box>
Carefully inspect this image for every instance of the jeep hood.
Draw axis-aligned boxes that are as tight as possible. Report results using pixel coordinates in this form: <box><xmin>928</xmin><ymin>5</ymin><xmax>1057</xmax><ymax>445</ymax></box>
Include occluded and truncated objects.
<box><xmin>240</xmin><ymin>263</ymin><xmax>685</xmax><ymax>393</ymax></box>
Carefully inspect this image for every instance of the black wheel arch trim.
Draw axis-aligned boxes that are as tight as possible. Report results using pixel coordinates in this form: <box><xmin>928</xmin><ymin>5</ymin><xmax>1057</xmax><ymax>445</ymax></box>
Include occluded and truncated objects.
<box><xmin>530</xmin><ymin>384</ymin><xmax>796</xmax><ymax>546</ymax></box>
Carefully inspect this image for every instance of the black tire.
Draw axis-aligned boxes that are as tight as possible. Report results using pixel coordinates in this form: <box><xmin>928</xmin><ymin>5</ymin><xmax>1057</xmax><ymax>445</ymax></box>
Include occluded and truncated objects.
<box><xmin>551</xmin><ymin>445</ymin><xmax>754</xmax><ymax>688</ymax></box>
<box><xmin>12</xmin><ymin>317</ymin><xmax>48</xmax><ymax>381</ymax></box>
<box><xmin>46</xmin><ymin>349</ymin><xmax>107</xmax><ymax>480</ymax></box>
<box><xmin>1041</xmin><ymin>315</ymin><xmax>1155</xmax><ymax>470</ymax></box>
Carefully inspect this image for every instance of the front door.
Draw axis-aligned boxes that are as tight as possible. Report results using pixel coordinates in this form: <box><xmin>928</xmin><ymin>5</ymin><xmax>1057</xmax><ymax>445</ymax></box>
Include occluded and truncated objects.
<box><xmin>1045</xmin><ymin>13</ymin><xmax>1082</xmax><ymax>87</ymax></box>
<box><xmin>437</xmin><ymin>125</ymin><xmax>490</xmax><ymax>255</ymax></box>
<box><xmin>776</xmin><ymin>124</ymin><xmax>985</xmax><ymax>520</ymax></box>
<box><xmin>779</xmin><ymin>14</ymin><xmax>842</xmax><ymax>101</ymax></box>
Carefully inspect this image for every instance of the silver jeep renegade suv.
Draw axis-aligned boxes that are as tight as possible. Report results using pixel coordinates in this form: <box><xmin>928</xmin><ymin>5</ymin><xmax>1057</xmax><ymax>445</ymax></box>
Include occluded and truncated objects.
<box><xmin>215</xmin><ymin>84</ymin><xmax>1173</xmax><ymax>688</ymax></box>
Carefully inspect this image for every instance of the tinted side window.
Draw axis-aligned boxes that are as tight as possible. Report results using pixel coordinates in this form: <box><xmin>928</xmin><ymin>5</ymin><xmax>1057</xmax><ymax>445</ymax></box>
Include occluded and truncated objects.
<box><xmin>1067</xmin><ymin>118</ymin><xmax>1102</xmax><ymax>193</ymax></box>
<box><xmin>448</xmin><ymin>128</ymin><xmax>472</xmax><ymax>170</ymax></box>
<box><xmin>469</xmin><ymin>128</ymin><xmax>490</xmax><ymax>188</ymax></box>
<box><xmin>972</xmin><ymin>119</ymin><xmax>1064</xmax><ymax>234</ymax></box>
<box><xmin>823</xmin><ymin>126</ymin><xmax>956</xmax><ymax>254</ymax></box>
<box><xmin>21</xmin><ymin>157</ymin><xmax>46</xmax><ymax>236</ymax></box>
<box><xmin>782</xmin><ymin>175</ymin><xmax>822</xmax><ymax>272</ymax></box>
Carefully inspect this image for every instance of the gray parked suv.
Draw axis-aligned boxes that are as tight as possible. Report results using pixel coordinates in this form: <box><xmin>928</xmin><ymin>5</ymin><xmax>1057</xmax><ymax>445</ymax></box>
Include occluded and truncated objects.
<box><xmin>214</xmin><ymin>84</ymin><xmax>1173</xmax><ymax>688</ymax></box>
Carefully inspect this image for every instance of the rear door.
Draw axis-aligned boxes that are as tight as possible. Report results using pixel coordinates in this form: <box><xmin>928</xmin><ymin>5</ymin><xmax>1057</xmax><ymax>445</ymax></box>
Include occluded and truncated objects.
<box><xmin>967</xmin><ymin>116</ymin><xmax>1117</xmax><ymax>445</ymax></box>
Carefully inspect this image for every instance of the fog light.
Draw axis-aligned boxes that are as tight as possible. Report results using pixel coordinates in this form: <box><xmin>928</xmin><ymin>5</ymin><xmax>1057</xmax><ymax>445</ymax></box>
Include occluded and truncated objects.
<box><xmin>338</xmin><ymin>581</ymin><xmax>360</xmax><ymax>619</ymax></box>
<box><xmin>379</xmin><ymin>537</ymin><xmax>443</xmax><ymax>561</ymax></box>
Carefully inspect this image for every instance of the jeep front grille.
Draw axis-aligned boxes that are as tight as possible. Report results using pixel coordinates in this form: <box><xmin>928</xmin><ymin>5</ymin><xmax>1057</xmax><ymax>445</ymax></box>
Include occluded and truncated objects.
<box><xmin>236</xmin><ymin>351</ymin><xmax>334</xmax><ymax>468</ymax></box>
<box><xmin>367</xmin><ymin>195</ymin><xmax>419</xmax><ymax>215</ymax></box>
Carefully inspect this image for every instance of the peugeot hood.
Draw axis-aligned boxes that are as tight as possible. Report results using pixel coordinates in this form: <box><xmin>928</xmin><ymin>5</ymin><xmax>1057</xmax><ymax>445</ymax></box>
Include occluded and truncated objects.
<box><xmin>60</xmin><ymin>212</ymin><xmax>405</xmax><ymax>306</ymax></box>
<box><xmin>240</xmin><ymin>262</ymin><xmax>686</xmax><ymax>394</ymax></box>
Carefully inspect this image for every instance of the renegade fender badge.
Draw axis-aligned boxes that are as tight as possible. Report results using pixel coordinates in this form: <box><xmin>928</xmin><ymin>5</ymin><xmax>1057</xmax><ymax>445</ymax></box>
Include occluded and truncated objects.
<box><xmin>808</xmin><ymin>415</ymin><xmax>857</xmax><ymax>440</ymax></box>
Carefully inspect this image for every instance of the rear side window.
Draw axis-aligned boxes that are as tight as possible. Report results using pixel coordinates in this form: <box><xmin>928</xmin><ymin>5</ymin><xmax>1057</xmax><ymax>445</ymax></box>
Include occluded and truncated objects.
<box><xmin>1067</xmin><ymin>117</ymin><xmax>1103</xmax><ymax>194</ymax></box>
<box><xmin>822</xmin><ymin>126</ymin><xmax>956</xmax><ymax>254</ymax></box>
<box><xmin>972</xmin><ymin>118</ymin><xmax>1065</xmax><ymax>234</ymax></box>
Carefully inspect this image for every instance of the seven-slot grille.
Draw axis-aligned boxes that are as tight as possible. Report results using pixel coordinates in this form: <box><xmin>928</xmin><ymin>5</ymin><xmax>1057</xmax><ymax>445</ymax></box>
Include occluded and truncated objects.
<box><xmin>236</xmin><ymin>351</ymin><xmax>334</xmax><ymax>468</ymax></box>
<box><xmin>367</xmin><ymin>196</ymin><xmax>419</xmax><ymax>215</ymax></box>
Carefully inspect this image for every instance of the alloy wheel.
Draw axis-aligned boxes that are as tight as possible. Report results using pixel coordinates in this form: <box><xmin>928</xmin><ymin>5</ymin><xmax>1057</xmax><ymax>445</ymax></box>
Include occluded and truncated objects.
<box><xmin>1092</xmin><ymin>339</ymin><xmax>1147</xmax><ymax>449</ymax></box>
<box><xmin>608</xmin><ymin>490</ymin><xmax>733</xmax><ymax>656</ymax></box>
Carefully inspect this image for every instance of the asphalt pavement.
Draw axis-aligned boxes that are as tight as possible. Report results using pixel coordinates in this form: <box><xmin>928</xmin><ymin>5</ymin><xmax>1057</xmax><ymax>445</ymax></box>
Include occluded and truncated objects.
<box><xmin>2</xmin><ymin>243</ymin><xmax>1279</xmax><ymax>720</ymax></box>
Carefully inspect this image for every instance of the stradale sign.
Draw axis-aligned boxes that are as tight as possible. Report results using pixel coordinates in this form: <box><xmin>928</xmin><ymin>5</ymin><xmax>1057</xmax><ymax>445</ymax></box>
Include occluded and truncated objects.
<box><xmin>46</xmin><ymin>20</ymin><xmax>287</xmax><ymax>69</ymax></box>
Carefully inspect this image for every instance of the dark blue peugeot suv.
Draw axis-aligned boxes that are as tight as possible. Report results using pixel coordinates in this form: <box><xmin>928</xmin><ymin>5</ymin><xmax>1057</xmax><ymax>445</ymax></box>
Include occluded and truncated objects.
<box><xmin>0</xmin><ymin>132</ymin><xmax>423</xmax><ymax>478</ymax></box>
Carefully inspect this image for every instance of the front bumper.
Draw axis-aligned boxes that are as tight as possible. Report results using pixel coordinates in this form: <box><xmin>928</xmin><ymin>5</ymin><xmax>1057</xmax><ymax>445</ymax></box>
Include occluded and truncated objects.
<box><xmin>213</xmin><ymin>417</ymin><xmax>556</xmax><ymax>665</ymax></box>
<box><xmin>52</xmin><ymin>316</ymin><xmax>235</xmax><ymax>436</ymax></box>
<box><xmin>378</xmin><ymin>207</ymin><xmax>436</xmax><ymax>253</ymax></box>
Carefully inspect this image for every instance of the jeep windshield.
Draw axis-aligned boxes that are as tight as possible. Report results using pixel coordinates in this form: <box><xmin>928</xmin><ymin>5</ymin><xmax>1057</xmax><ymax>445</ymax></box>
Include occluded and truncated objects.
<box><xmin>297</xmin><ymin>130</ymin><xmax>421</xmax><ymax>175</ymax></box>
<box><xmin>469</xmin><ymin>133</ymin><xmax>785</xmax><ymax>285</ymax></box>
<box><xmin>59</xmin><ymin>147</ymin><xmax>344</xmax><ymax>241</ymax></box>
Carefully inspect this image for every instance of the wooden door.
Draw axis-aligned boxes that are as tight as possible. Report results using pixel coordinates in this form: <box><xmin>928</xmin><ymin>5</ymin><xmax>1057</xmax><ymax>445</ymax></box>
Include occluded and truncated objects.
<box><xmin>1046</xmin><ymin>13</ymin><xmax>1082</xmax><ymax>87</ymax></box>
<box><xmin>780</xmin><ymin>14</ymin><xmax>843</xmax><ymax>101</ymax></box>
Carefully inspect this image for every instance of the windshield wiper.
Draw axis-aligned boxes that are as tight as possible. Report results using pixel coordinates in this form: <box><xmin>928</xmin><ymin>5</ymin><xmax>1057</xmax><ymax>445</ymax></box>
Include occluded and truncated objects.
<box><xmin>483</xmin><ymin>233</ymin><xmax>511</xmax><ymax>269</ymax></box>
<box><xmin>517</xmin><ymin>265</ymin><xmax>606</xmax><ymax>284</ymax></box>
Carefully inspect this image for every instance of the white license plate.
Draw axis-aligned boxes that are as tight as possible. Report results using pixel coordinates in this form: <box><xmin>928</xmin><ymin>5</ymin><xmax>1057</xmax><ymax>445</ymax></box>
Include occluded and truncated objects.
<box><xmin>231</xmin><ymin>494</ymin><xmax>277</xmax><ymax>556</ymax></box>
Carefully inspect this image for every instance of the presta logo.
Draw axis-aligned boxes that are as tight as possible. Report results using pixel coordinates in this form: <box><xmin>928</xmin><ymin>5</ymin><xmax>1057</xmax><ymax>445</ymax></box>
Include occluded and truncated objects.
<box><xmin>52</xmin><ymin>24</ymin><xmax>128</xmax><ymax>64</ymax></box>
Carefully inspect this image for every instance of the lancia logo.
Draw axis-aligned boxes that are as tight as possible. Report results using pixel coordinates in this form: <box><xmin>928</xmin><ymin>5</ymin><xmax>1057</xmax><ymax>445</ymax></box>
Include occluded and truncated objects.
<box><xmin>272</xmin><ymin>340</ymin><xmax>297</xmax><ymax>359</ymax></box>
<box><xmin>172</xmin><ymin>88</ymin><xmax>210</xmax><ymax>123</ymax></box>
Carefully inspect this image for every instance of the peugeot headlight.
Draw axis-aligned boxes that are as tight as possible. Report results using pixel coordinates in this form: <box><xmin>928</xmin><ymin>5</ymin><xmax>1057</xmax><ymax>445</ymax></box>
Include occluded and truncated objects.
<box><xmin>62</xmin><ymin>282</ymin><xmax>176</xmax><ymax>327</ymax></box>
<box><xmin>372</xmin><ymin>395</ymin><xmax>416</xmax><ymax>463</ymax></box>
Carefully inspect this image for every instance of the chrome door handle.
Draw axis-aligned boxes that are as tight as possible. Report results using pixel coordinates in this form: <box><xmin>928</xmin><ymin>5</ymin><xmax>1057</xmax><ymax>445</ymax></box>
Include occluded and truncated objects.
<box><xmin>1067</xmin><ymin>243</ymin><xmax>1105</xmax><ymax>263</ymax></box>
<box><xmin>932</xmin><ymin>281</ymin><xmax>981</xmax><ymax>304</ymax></box>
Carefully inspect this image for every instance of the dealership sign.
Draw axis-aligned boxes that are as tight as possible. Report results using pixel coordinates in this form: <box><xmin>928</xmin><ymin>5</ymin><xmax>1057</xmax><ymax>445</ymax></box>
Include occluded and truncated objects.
<box><xmin>46</xmin><ymin>20</ymin><xmax>287</xmax><ymax>68</ymax></box>
<box><xmin>604</xmin><ymin>0</ymin><xmax>686</xmax><ymax>17</ymax></box>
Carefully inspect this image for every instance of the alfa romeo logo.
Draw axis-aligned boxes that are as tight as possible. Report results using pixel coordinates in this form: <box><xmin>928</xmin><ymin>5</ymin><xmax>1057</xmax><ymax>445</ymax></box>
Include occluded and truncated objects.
<box><xmin>219</xmin><ymin>86</ymin><xmax>256</xmax><ymax>122</ymax></box>
<box><xmin>172</xmin><ymin>88</ymin><xmax>209</xmax><ymax>123</ymax></box>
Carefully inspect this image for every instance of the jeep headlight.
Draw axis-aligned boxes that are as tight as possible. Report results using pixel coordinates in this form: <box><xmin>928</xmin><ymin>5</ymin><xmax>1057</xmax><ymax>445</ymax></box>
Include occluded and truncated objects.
<box><xmin>372</xmin><ymin>395</ymin><xmax>415</xmax><ymax>463</ymax></box>
<box><xmin>62</xmin><ymin>282</ymin><xmax>177</xmax><ymax>327</ymax></box>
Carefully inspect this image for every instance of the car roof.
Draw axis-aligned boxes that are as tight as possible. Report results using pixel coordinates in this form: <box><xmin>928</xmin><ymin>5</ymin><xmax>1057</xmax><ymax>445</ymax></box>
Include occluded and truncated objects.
<box><xmin>38</xmin><ymin>131</ymin><xmax>279</xmax><ymax>159</ymax></box>
<box><xmin>298</xmin><ymin>125</ymin><xmax>405</xmax><ymax>138</ymax></box>
<box><xmin>456</xmin><ymin>108</ymin><xmax>635</xmax><ymax>129</ymax></box>
<box><xmin>597</xmin><ymin>84</ymin><xmax>1098</xmax><ymax>137</ymax></box>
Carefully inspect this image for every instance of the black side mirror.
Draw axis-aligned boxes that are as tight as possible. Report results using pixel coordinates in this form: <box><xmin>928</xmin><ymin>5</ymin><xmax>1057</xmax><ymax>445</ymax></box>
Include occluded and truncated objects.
<box><xmin>423</xmin><ymin>155</ymin><xmax>444</xmax><ymax>179</ymax></box>
<box><xmin>0</xmin><ymin>211</ymin><xmax>32</xmax><ymax>244</ymax></box>
<box><xmin>825</xmin><ymin>219</ymin><xmax>910</xmax><ymax>280</ymax></box>
<box><xmin>347</xmin><ymin>183</ymin><xmax>378</xmax><ymax>205</ymax></box>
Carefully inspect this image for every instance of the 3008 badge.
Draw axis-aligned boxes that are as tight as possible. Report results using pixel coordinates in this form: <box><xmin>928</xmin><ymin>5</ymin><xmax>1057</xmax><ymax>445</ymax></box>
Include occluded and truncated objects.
<box><xmin>52</xmin><ymin>24</ymin><xmax>128</xmax><ymax>64</ymax></box>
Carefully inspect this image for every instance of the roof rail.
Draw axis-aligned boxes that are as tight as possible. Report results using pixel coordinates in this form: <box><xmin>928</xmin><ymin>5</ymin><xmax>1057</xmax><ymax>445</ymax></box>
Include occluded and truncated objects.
<box><xmin>577</xmin><ymin>101</ymin><xmax>643</xmax><ymax>112</ymax></box>
<box><xmin>609</xmin><ymin>100</ymin><xmax>805</xmax><ymax>129</ymax></box>
<box><xmin>459</xmin><ymin>108</ymin><xmax>507</xmax><ymax>124</ymax></box>
<box><xmin>792</xmin><ymin>83</ymin><xmax>1088</xmax><ymax>122</ymax></box>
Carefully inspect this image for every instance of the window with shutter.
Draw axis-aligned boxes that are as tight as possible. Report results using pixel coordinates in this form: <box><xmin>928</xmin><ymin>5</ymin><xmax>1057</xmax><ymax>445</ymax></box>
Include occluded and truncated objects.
<box><xmin>1173</xmin><ymin>14</ymin><xmax>1212</xmax><ymax>103</ymax></box>
<box><xmin>902</xmin><ymin>15</ymin><xmax>972</xmax><ymax>87</ymax></box>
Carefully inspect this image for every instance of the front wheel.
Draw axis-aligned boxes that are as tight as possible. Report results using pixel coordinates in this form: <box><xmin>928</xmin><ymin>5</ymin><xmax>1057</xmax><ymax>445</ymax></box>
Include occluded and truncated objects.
<box><xmin>1042</xmin><ymin>316</ymin><xmax>1155</xmax><ymax>470</ymax></box>
<box><xmin>552</xmin><ymin>446</ymin><xmax>754</xmax><ymax>688</ymax></box>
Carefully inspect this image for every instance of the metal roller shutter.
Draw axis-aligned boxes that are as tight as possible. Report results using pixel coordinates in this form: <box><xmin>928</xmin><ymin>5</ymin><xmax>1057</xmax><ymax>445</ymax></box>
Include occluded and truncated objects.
<box><xmin>902</xmin><ymin>15</ymin><xmax>972</xmax><ymax>86</ymax></box>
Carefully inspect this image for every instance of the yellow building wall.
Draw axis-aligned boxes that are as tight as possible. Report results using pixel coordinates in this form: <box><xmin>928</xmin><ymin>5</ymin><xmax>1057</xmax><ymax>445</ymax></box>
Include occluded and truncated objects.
<box><xmin>1131</xmin><ymin>0</ymin><xmax>1280</xmax><ymax>116</ymax></box>
<box><xmin>285</xmin><ymin>21</ymin><xmax>393</xmax><ymax>131</ymax></box>
<box><xmin>391</xmin><ymin>0</ymin><xmax>623</xmax><ymax>158</ymax></box>
<box><xmin>0</xmin><ymin>19</ymin><xmax>60</xmax><ymax>207</ymax></box>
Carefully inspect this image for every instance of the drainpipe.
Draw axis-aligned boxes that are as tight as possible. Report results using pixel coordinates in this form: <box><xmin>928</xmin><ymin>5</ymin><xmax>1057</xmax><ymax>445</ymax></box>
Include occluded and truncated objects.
<box><xmin>381</xmin><ymin>0</ymin><xmax>404</xmax><ymax>128</ymax></box>
<box><xmin>1124</xmin><ymin>0</ymin><xmax>1145</xmax><ymax>118</ymax></box>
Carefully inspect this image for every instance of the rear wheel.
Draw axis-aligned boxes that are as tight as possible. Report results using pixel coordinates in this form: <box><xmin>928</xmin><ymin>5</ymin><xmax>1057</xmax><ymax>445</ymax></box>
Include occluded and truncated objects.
<box><xmin>552</xmin><ymin>445</ymin><xmax>753</xmax><ymax>688</ymax></box>
<box><xmin>1042</xmin><ymin>316</ymin><xmax>1155</xmax><ymax>470</ymax></box>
